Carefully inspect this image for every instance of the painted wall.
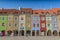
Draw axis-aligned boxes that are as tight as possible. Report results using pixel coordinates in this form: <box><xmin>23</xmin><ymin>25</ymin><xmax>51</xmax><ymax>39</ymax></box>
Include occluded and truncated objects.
<box><xmin>58</xmin><ymin>15</ymin><xmax>60</xmax><ymax>32</ymax></box>
<box><xmin>40</xmin><ymin>15</ymin><xmax>46</xmax><ymax>32</ymax></box>
<box><xmin>51</xmin><ymin>15</ymin><xmax>58</xmax><ymax>32</ymax></box>
<box><xmin>31</xmin><ymin>14</ymin><xmax>40</xmax><ymax>31</ymax></box>
<box><xmin>0</xmin><ymin>15</ymin><xmax>8</xmax><ymax>32</ymax></box>
<box><xmin>19</xmin><ymin>14</ymin><xmax>26</xmax><ymax>30</ymax></box>
<box><xmin>6</xmin><ymin>14</ymin><xmax>14</xmax><ymax>31</ymax></box>
<box><xmin>25</xmin><ymin>14</ymin><xmax>31</xmax><ymax>31</ymax></box>
<box><xmin>13</xmin><ymin>15</ymin><xmax>19</xmax><ymax>30</ymax></box>
<box><xmin>46</xmin><ymin>15</ymin><xmax>52</xmax><ymax>31</ymax></box>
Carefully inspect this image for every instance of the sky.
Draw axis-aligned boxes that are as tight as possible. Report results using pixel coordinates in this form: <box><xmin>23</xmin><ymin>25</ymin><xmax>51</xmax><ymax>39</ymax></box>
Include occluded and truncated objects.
<box><xmin>0</xmin><ymin>0</ymin><xmax>60</xmax><ymax>10</ymax></box>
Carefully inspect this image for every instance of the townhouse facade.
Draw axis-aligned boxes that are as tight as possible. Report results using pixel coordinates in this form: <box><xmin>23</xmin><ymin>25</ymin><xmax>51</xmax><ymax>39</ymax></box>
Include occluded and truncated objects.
<box><xmin>0</xmin><ymin>8</ymin><xmax>60</xmax><ymax>36</ymax></box>
<box><xmin>40</xmin><ymin>11</ymin><xmax>46</xmax><ymax>36</ymax></box>
<box><xmin>46</xmin><ymin>12</ymin><xmax>52</xmax><ymax>36</ymax></box>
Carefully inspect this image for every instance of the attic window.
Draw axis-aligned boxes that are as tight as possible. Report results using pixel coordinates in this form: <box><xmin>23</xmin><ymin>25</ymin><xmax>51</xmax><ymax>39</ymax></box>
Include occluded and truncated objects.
<box><xmin>46</xmin><ymin>12</ymin><xmax>49</xmax><ymax>15</ymax></box>
<box><xmin>52</xmin><ymin>12</ymin><xmax>56</xmax><ymax>15</ymax></box>
<box><xmin>35</xmin><ymin>12</ymin><xmax>38</xmax><ymax>14</ymax></box>
<box><xmin>41</xmin><ymin>12</ymin><xmax>44</xmax><ymax>15</ymax></box>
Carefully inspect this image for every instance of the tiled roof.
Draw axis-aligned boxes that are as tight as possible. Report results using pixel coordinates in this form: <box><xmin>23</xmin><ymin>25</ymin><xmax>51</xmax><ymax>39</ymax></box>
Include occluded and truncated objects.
<box><xmin>0</xmin><ymin>8</ymin><xmax>60</xmax><ymax>15</ymax></box>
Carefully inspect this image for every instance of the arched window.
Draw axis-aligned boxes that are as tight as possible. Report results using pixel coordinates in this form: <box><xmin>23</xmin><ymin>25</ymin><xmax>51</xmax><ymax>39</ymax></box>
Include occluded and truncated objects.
<box><xmin>21</xmin><ymin>17</ymin><xmax>23</xmax><ymax>20</ymax></box>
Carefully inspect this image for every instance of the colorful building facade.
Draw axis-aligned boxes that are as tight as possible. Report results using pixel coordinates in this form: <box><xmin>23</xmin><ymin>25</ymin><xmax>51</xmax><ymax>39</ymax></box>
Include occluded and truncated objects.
<box><xmin>0</xmin><ymin>8</ymin><xmax>60</xmax><ymax>36</ymax></box>
<box><xmin>40</xmin><ymin>11</ymin><xmax>46</xmax><ymax>36</ymax></box>
<box><xmin>19</xmin><ymin>12</ymin><xmax>26</xmax><ymax>36</ymax></box>
<box><xmin>0</xmin><ymin>12</ymin><xmax>8</xmax><ymax>32</ymax></box>
<box><xmin>31</xmin><ymin>14</ymin><xmax>40</xmax><ymax>36</ymax></box>
<box><xmin>57</xmin><ymin>10</ymin><xmax>60</xmax><ymax>36</ymax></box>
<box><xmin>13</xmin><ymin>11</ymin><xmax>19</xmax><ymax>36</ymax></box>
<box><xmin>51</xmin><ymin>13</ymin><xmax>58</xmax><ymax>36</ymax></box>
<box><xmin>46</xmin><ymin>12</ymin><xmax>52</xmax><ymax>36</ymax></box>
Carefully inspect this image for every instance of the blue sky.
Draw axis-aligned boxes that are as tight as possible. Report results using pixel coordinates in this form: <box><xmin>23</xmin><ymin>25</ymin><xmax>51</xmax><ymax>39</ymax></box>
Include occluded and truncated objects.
<box><xmin>0</xmin><ymin>0</ymin><xmax>60</xmax><ymax>9</ymax></box>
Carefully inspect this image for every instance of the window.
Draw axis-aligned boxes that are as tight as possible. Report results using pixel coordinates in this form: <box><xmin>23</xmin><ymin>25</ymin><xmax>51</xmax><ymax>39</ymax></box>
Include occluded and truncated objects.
<box><xmin>48</xmin><ymin>17</ymin><xmax>51</xmax><ymax>20</ymax></box>
<box><xmin>37</xmin><ymin>24</ymin><xmax>39</xmax><ymax>27</ymax></box>
<box><xmin>15</xmin><ymin>17</ymin><xmax>17</xmax><ymax>20</ymax></box>
<box><xmin>46</xmin><ymin>12</ymin><xmax>49</xmax><ymax>15</ymax></box>
<box><xmin>2</xmin><ymin>23</ymin><xmax>5</xmax><ymax>26</ymax></box>
<box><xmin>2</xmin><ymin>17</ymin><xmax>5</xmax><ymax>20</ymax></box>
<box><xmin>9</xmin><ymin>23</ymin><xmax>11</xmax><ymax>26</ymax></box>
<box><xmin>15</xmin><ymin>23</ymin><xmax>17</xmax><ymax>27</ymax></box>
<box><xmin>41</xmin><ymin>23</ymin><xmax>45</xmax><ymax>27</ymax></box>
<box><xmin>21</xmin><ymin>17</ymin><xmax>23</xmax><ymax>20</ymax></box>
<box><xmin>41</xmin><ymin>12</ymin><xmax>44</xmax><ymax>15</ymax></box>
<box><xmin>35</xmin><ymin>12</ymin><xmax>38</xmax><ymax>14</ymax></box>
<box><xmin>48</xmin><ymin>24</ymin><xmax>50</xmax><ymax>26</ymax></box>
<box><xmin>54</xmin><ymin>24</ymin><xmax>57</xmax><ymax>27</ymax></box>
<box><xmin>33</xmin><ymin>24</ymin><xmax>35</xmax><ymax>27</ymax></box>
<box><xmin>41</xmin><ymin>17</ymin><xmax>45</xmax><ymax>21</ymax></box>
<box><xmin>21</xmin><ymin>23</ymin><xmax>23</xmax><ymax>27</ymax></box>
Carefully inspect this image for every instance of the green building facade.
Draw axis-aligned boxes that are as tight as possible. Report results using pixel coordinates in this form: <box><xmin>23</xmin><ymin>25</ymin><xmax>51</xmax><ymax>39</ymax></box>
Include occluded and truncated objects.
<box><xmin>0</xmin><ymin>13</ymin><xmax>8</xmax><ymax>32</ymax></box>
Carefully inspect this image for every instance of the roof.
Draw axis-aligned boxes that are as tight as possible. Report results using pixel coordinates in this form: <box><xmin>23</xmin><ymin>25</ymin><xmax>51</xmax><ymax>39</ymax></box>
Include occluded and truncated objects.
<box><xmin>0</xmin><ymin>8</ymin><xmax>60</xmax><ymax>15</ymax></box>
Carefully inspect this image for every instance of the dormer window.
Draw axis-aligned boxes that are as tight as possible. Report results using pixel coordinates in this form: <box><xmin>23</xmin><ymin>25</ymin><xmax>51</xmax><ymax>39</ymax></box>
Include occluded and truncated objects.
<box><xmin>46</xmin><ymin>12</ymin><xmax>49</xmax><ymax>15</ymax></box>
<box><xmin>41</xmin><ymin>12</ymin><xmax>44</xmax><ymax>15</ymax></box>
<box><xmin>52</xmin><ymin>12</ymin><xmax>56</xmax><ymax>16</ymax></box>
<box><xmin>35</xmin><ymin>12</ymin><xmax>38</xmax><ymax>14</ymax></box>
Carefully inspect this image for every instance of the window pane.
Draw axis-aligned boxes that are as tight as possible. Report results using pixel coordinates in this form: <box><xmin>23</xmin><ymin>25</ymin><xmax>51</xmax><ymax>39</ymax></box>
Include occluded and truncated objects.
<box><xmin>21</xmin><ymin>23</ymin><xmax>23</xmax><ymax>27</ymax></box>
<box><xmin>15</xmin><ymin>23</ymin><xmax>17</xmax><ymax>27</ymax></box>
<box><xmin>15</xmin><ymin>17</ymin><xmax>17</xmax><ymax>20</ymax></box>
<box><xmin>42</xmin><ymin>23</ymin><xmax>45</xmax><ymax>27</ymax></box>
<box><xmin>54</xmin><ymin>24</ymin><xmax>57</xmax><ymax>27</ymax></box>
<box><xmin>41</xmin><ymin>17</ymin><xmax>45</xmax><ymax>21</ymax></box>
<box><xmin>2</xmin><ymin>23</ymin><xmax>5</xmax><ymax>26</ymax></box>
<box><xmin>33</xmin><ymin>24</ymin><xmax>35</xmax><ymax>27</ymax></box>
<box><xmin>37</xmin><ymin>24</ymin><xmax>39</xmax><ymax>27</ymax></box>
<box><xmin>48</xmin><ymin>24</ymin><xmax>50</xmax><ymax>26</ymax></box>
<box><xmin>21</xmin><ymin>17</ymin><xmax>23</xmax><ymax>20</ymax></box>
<box><xmin>2</xmin><ymin>17</ymin><xmax>4</xmax><ymax>20</ymax></box>
<box><xmin>9</xmin><ymin>23</ymin><xmax>11</xmax><ymax>26</ymax></box>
